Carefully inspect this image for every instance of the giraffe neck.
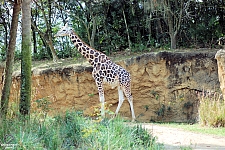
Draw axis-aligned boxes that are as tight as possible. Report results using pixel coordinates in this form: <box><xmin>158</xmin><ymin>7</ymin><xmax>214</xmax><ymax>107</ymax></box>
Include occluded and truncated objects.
<box><xmin>69</xmin><ymin>30</ymin><xmax>110</xmax><ymax>66</ymax></box>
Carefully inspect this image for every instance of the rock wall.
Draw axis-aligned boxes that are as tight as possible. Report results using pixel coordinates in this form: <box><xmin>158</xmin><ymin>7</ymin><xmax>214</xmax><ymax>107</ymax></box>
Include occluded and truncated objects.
<box><xmin>215</xmin><ymin>49</ymin><xmax>225</xmax><ymax>99</ymax></box>
<box><xmin>1</xmin><ymin>51</ymin><xmax>219</xmax><ymax>122</ymax></box>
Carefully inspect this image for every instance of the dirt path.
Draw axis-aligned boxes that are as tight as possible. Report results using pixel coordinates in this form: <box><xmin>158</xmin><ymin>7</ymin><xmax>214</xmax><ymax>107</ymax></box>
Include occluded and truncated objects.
<box><xmin>141</xmin><ymin>124</ymin><xmax>225</xmax><ymax>150</ymax></box>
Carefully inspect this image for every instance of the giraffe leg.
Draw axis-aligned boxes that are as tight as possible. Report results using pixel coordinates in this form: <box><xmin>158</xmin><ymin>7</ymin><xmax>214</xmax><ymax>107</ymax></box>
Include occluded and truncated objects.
<box><xmin>114</xmin><ymin>86</ymin><xmax>125</xmax><ymax>117</ymax></box>
<box><xmin>95</xmin><ymin>80</ymin><xmax>105</xmax><ymax>118</ymax></box>
<box><xmin>99</xmin><ymin>93</ymin><xmax>105</xmax><ymax>118</ymax></box>
<box><xmin>127</xmin><ymin>95</ymin><xmax>136</xmax><ymax>122</ymax></box>
<box><xmin>124</xmin><ymin>86</ymin><xmax>136</xmax><ymax>122</ymax></box>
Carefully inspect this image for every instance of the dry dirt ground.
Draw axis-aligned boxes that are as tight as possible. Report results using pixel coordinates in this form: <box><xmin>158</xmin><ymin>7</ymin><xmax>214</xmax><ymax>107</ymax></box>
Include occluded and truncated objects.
<box><xmin>141</xmin><ymin>124</ymin><xmax>225</xmax><ymax>150</ymax></box>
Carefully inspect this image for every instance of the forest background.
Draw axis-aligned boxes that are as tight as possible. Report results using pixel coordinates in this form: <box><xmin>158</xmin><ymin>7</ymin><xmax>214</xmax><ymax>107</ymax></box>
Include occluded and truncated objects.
<box><xmin>0</xmin><ymin>0</ymin><xmax>224</xmax><ymax>62</ymax></box>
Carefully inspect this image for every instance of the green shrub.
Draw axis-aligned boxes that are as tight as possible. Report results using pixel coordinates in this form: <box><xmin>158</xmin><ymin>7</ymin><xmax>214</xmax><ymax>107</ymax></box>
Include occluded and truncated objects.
<box><xmin>131</xmin><ymin>125</ymin><xmax>157</xmax><ymax>148</ymax></box>
<box><xmin>0</xmin><ymin>112</ymin><xmax>163</xmax><ymax>149</ymax></box>
<box><xmin>198</xmin><ymin>91</ymin><xmax>225</xmax><ymax>127</ymax></box>
<box><xmin>0</xmin><ymin>118</ymin><xmax>43</xmax><ymax>149</ymax></box>
<box><xmin>80</xmin><ymin>117</ymin><xmax>163</xmax><ymax>150</ymax></box>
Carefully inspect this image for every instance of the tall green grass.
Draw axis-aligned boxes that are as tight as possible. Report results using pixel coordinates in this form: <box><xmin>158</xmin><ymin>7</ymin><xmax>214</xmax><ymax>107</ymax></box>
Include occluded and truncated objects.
<box><xmin>0</xmin><ymin>112</ymin><xmax>163</xmax><ymax>149</ymax></box>
<box><xmin>198</xmin><ymin>90</ymin><xmax>225</xmax><ymax>127</ymax></box>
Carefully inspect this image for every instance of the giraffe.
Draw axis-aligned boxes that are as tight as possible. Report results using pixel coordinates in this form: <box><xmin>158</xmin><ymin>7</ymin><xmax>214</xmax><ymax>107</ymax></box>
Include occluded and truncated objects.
<box><xmin>55</xmin><ymin>23</ymin><xmax>135</xmax><ymax>122</ymax></box>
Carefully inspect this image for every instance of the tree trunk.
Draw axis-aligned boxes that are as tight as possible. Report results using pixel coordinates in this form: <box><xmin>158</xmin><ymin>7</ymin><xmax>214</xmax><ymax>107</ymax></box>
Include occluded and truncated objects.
<box><xmin>168</xmin><ymin>12</ymin><xmax>177</xmax><ymax>50</ymax></box>
<box><xmin>31</xmin><ymin>5</ymin><xmax>38</xmax><ymax>55</ymax></box>
<box><xmin>20</xmin><ymin>0</ymin><xmax>32</xmax><ymax>117</ymax></box>
<box><xmin>0</xmin><ymin>2</ymin><xmax>21</xmax><ymax>119</ymax></box>
<box><xmin>123</xmin><ymin>10</ymin><xmax>132</xmax><ymax>51</ymax></box>
<box><xmin>90</xmin><ymin>16</ymin><xmax>96</xmax><ymax>48</ymax></box>
<box><xmin>47</xmin><ymin>38</ymin><xmax>58</xmax><ymax>62</ymax></box>
<box><xmin>170</xmin><ymin>33</ymin><xmax>177</xmax><ymax>49</ymax></box>
<box><xmin>156</xmin><ymin>19</ymin><xmax>163</xmax><ymax>45</ymax></box>
<box><xmin>46</xmin><ymin>0</ymin><xmax>58</xmax><ymax>62</ymax></box>
<box><xmin>32</xmin><ymin>26</ymin><xmax>37</xmax><ymax>54</ymax></box>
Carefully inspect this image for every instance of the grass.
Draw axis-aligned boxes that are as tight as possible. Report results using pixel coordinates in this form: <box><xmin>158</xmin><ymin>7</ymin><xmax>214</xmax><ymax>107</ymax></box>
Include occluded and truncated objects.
<box><xmin>10</xmin><ymin>50</ymin><xmax>151</xmax><ymax>74</ymax></box>
<box><xmin>157</xmin><ymin>123</ymin><xmax>225</xmax><ymax>137</ymax></box>
<box><xmin>198</xmin><ymin>90</ymin><xmax>225</xmax><ymax>127</ymax></box>
<box><xmin>0</xmin><ymin>111</ymin><xmax>163</xmax><ymax>150</ymax></box>
<box><xmin>11</xmin><ymin>51</ymin><xmax>142</xmax><ymax>73</ymax></box>
<box><xmin>12</xmin><ymin>57</ymin><xmax>88</xmax><ymax>72</ymax></box>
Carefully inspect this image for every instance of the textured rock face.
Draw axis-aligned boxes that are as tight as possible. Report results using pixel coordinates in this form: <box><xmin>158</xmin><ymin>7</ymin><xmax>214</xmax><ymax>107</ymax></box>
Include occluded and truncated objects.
<box><xmin>2</xmin><ymin>51</ymin><xmax>219</xmax><ymax>122</ymax></box>
<box><xmin>215</xmin><ymin>49</ymin><xmax>225</xmax><ymax>99</ymax></box>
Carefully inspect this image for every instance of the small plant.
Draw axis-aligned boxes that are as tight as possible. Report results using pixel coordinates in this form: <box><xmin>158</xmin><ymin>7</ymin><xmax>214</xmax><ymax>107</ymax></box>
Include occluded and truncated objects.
<box><xmin>144</xmin><ymin>105</ymin><xmax>149</xmax><ymax>111</ymax></box>
<box><xmin>132</xmin><ymin>125</ymin><xmax>157</xmax><ymax>148</ymax></box>
<box><xmin>132</xmin><ymin>43</ymin><xmax>147</xmax><ymax>52</ymax></box>
<box><xmin>7</xmin><ymin>102</ymin><xmax>20</xmax><ymax>119</ymax></box>
<box><xmin>151</xmin><ymin>90</ymin><xmax>160</xmax><ymax>100</ymax></box>
<box><xmin>36</xmin><ymin>98</ymin><xmax>51</xmax><ymax>111</ymax></box>
<box><xmin>89</xmin><ymin>102</ymin><xmax>114</xmax><ymax>121</ymax></box>
<box><xmin>151</xmin><ymin>90</ymin><xmax>172</xmax><ymax>121</ymax></box>
<box><xmin>198</xmin><ymin>90</ymin><xmax>225</xmax><ymax>127</ymax></box>
<box><xmin>183</xmin><ymin>102</ymin><xmax>193</xmax><ymax>109</ymax></box>
<box><xmin>180</xmin><ymin>146</ymin><xmax>192</xmax><ymax>150</ymax></box>
<box><xmin>156</xmin><ymin>104</ymin><xmax>165</xmax><ymax>117</ymax></box>
<box><xmin>88</xmin><ymin>93</ymin><xmax>94</xmax><ymax>97</ymax></box>
<box><xmin>35</xmin><ymin>98</ymin><xmax>52</xmax><ymax>121</ymax></box>
<box><xmin>179</xmin><ymin>94</ymin><xmax>185</xmax><ymax>101</ymax></box>
<box><xmin>183</xmin><ymin>101</ymin><xmax>194</xmax><ymax>122</ymax></box>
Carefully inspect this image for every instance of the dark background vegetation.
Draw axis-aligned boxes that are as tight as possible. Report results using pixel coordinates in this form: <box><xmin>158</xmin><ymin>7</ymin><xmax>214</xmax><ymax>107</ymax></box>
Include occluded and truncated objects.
<box><xmin>0</xmin><ymin>0</ymin><xmax>224</xmax><ymax>61</ymax></box>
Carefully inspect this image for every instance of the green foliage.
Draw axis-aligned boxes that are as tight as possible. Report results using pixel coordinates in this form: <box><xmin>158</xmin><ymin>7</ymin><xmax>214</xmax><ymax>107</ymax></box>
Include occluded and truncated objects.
<box><xmin>132</xmin><ymin>43</ymin><xmax>148</xmax><ymax>53</ymax></box>
<box><xmin>0</xmin><ymin>112</ymin><xmax>163</xmax><ymax>149</ymax></box>
<box><xmin>198</xmin><ymin>91</ymin><xmax>225</xmax><ymax>127</ymax></box>
<box><xmin>150</xmin><ymin>90</ymin><xmax>172</xmax><ymax>120</ymax></box>
<box><xmin>88</xmin><ymin>102</ymin><xmax>114</xmax><ymax>120</ymax></box>
<box><xmin>80</xmin><ymin>117</ymin><xmax>163</xmax><ymax>149</ymax></box>
<box><xmin>180</xmin><ymin>146</ymin><xmax>192</xmax><ymax>150</ymax></box>
<box><xmin>36</xmin><ymin>98</ymin><xmax>51</xmax><ymax>112</ymax></box>
<box><xmin>1</xmin><ymin>0</ymin><xmax>224</xmax><ymax>61</ymax></box>
<box><xmin>132</xmin><ymin>125</ymin><xmax>157</xmax><ymax>148</ymax></box>
<box><xmin>156</xmin><ymin>104</ymin><xmax>166</xmax><ymax>117</ymax></box>
<box><xmin>0</xmin><ymin>45</ymin><xmax>6</xmax><ymax>61</ymax></box>
<box><xmin>0</xmin><ymin>118</ymin><xmax>43</xmax><ymax>149</ymax></box>
<box><xmin>151</xmin><ymin>90</ymin><xmax>160</xmax><ymax>101</ymax></box>
<box><xmin>43</xmin><ymin>112</ymin><xmax>83</xmax><ymax>149</ymax></box>
<box><xmin>14</xmin><ymin>50</ymin><xmax>21</xmax><ymax>61</ymax></box>
<box><xmin>187</xmin><ymin>0</ymin><xmax>224</xmax><ymax>48</ymax></box>
<box><xmin>35</xmin><ymin>98</ymin><xmax>52</xmax><ymax>121</ymax></box>
<box><xmin>88</xmin><ymin>93</ymin><xmax>94</xmax><ymax>97</ymax></box>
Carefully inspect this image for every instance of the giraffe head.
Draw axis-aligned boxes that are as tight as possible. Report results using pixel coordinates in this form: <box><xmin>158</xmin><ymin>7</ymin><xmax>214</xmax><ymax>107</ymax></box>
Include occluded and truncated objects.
<box><xmin>54</xmin><ymin>23</ymin><xmax>72</xmax><ymax>37</ymax></box>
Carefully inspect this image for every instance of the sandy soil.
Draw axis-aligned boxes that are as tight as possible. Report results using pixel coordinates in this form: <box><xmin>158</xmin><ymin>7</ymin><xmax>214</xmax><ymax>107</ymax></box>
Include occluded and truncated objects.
<box><xmin>141</xmin><ymin>124</ymin><xmax>225</xmax><ymax>150</ymax></box>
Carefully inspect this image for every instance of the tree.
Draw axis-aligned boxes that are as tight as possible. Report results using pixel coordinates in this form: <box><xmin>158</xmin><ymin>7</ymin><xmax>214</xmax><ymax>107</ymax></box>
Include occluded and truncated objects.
<box><xmin>0</xmin><ymin>1</ymin><xmax>21</xmax><ymax>118</ymax></box>
<box><xmin>188</xmin><ymin>0</ymin><xmax>224</xmax><ymax>47</ymax></box>
<box><xmin>0</xmin><ymin>3</ymin><xmax>11</xmax><ymax>59</ymax></box>
<box><xmin>144</xmin><ymin>0</ymin><xmax>191</xmax><ymax>49</ymax></box>
<box><xmin>20</xmin><ymin>0</ymin><xmax>32</xmax><ymax>117</ymax></box>
<box><xmin>31</xmin><ymin>0</ymin><xmax>59</xmax><ymax>62</ymax></box>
